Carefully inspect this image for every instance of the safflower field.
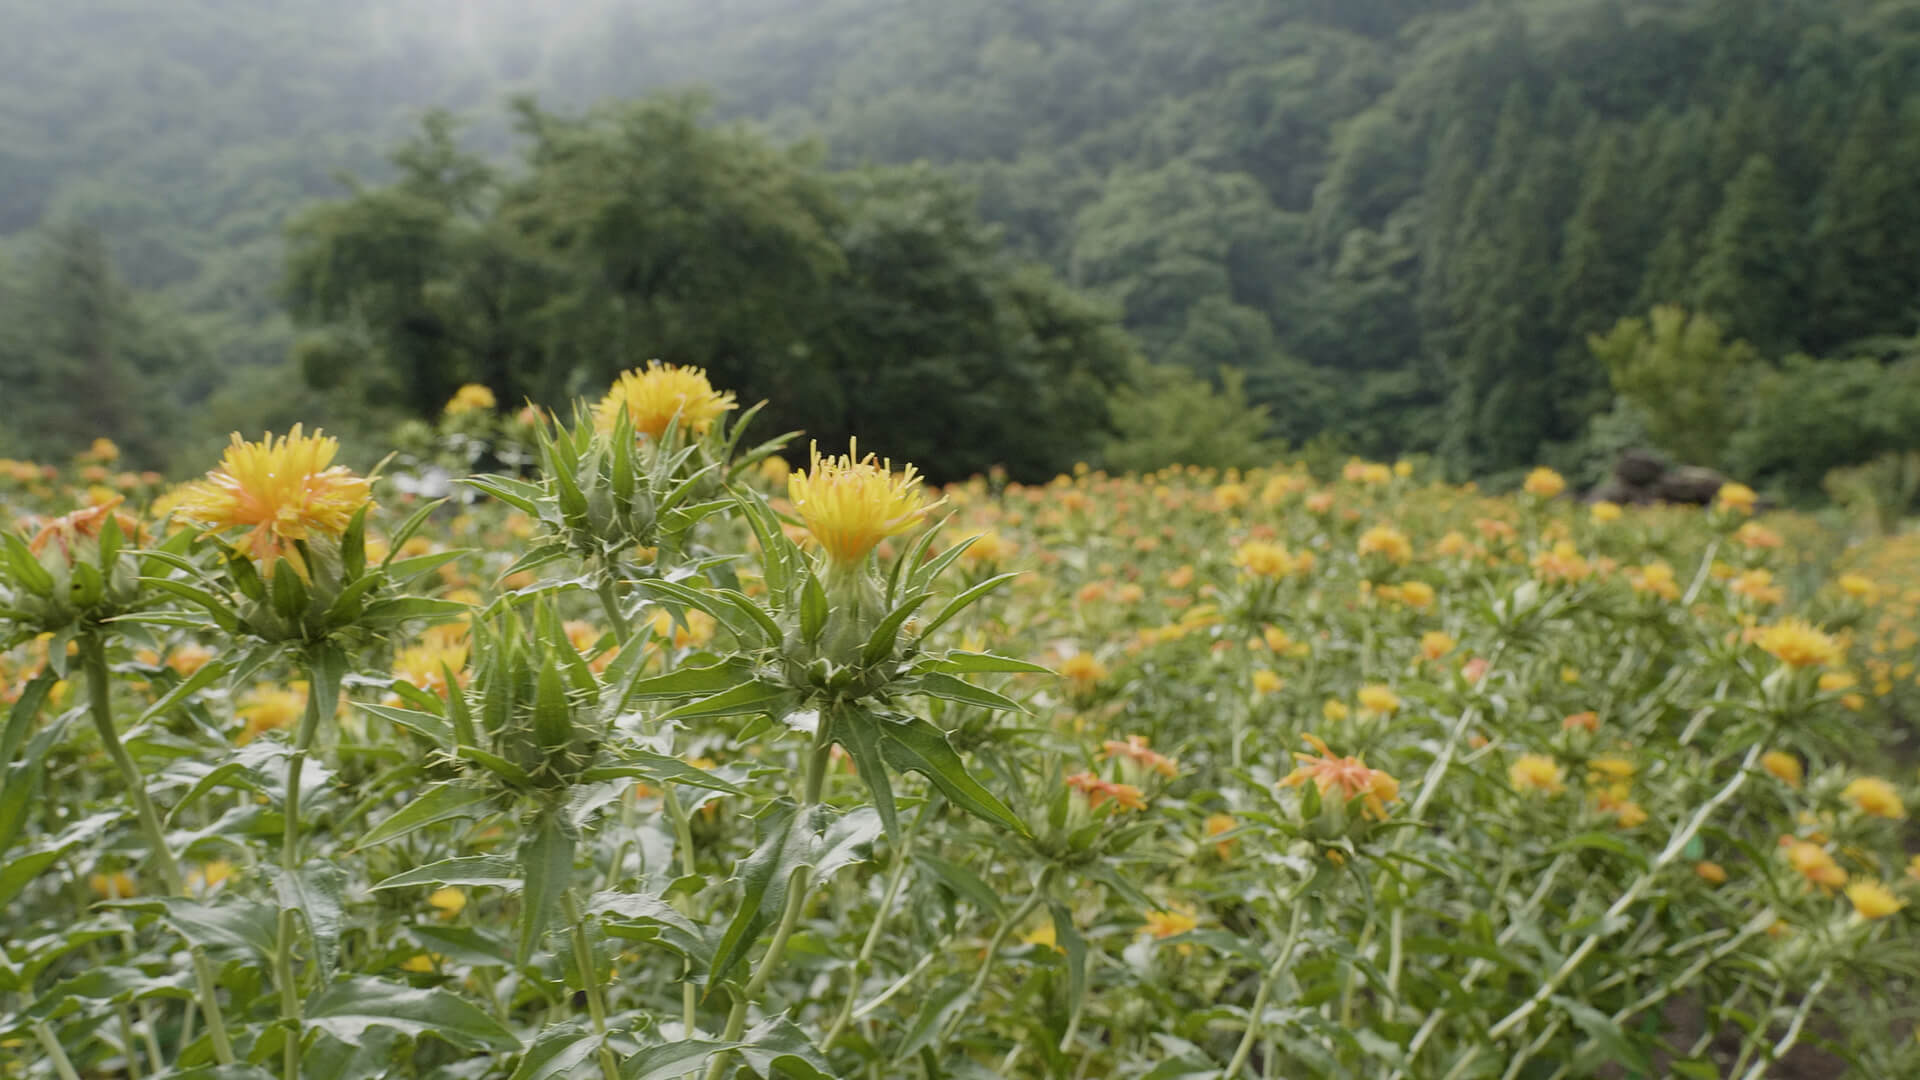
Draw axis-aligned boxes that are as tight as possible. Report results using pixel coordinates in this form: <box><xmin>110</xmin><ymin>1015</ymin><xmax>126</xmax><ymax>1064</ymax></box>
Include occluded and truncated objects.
<box><xmin>3</xmin><ymin>366</ymin><xmax>1920</xmax><ymax>1079</ymax></box>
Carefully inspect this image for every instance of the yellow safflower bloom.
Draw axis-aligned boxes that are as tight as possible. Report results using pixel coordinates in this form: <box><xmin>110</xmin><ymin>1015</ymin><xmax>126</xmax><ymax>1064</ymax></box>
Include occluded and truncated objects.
<box><xmin>593</xmin><ymin>361</ymin><xmax>736</xmax><ymax>439</ymax></box>
<box><xmin>1757</xmin><ymin>618</ymin><xmax>1841</xmax><ymax>669</ymax></box>
<box><xmin>236</xmin><ymin>683</ymin><xmax>306</xmax><ymax>745</ymax></box>
<box><xmin>1843</xmin><ymin>777</ymin><xmax>1906</xmax><ymax>820</ymax></box>
<box><xmin>1523</xmin><ymin>467</ymin><xmax>1566</xmax><ymax>498</ymax></box>
<box><xmin>1204</xmin><ymin>813</ymin><xmax>1237</xmax><ymax>860</ymax></box>
<box><xmin>1143</xmin><ymin>905</ymin><xmax>1199</xmax><ymax>939</ymax></box>
<box><xmin>1510</xmin><ymin>754</ymin><xmax>1566</xmax><ymax>795</ymax></box>
<box><xmin>1419</xmin><ymin>630</ymin><xmax>1456</xmax><ymax>661</ymax></box>
<box><xmin>1695</xmin><ymin>861</ymin><xmax>1728</xmax><ymax>885</ymax></box>
<box><xmin>428</xmin><ymin>887</ymin><xmax>468</xmax><ymax>919</ymax></box>
<box><xmin>1357</xmin><ymin>526</ymin><xmax>1412</xmax><ymax>564</ymax></box>
<box><xmin>1715</xmin><ymin>482</ymin><xmax>1756</xmax><ymax>514</ymax></box>
<box><xmin>1761</xmin><ymin>751</ymin><xmax>1803</xmax><ymax>788</ymax></box>
<box><xmin>1357</xmin><ymin>685</ymin><xmax>1400</xmax><ymax>716</ymax></box>
<box><xmin>1783</xmin><ymin>839</ymin><xmax>1847</xmax><ymax>890</ymax></box>
<box><xmin>788</xmin><ymin>440</ymin><xmax>934</xmax><ymax>566</ymax></box>
<box><xmin>1251</xmin><ymin>669</ymin><xmax>1284</xmax><ymax>694</ymax></box>
<box><xmin>1323</xmin><ymin>699</ymin><xmax>1350</xmax><ymax>722</ymax></box>
<box><xmin>1060</xmin><ymin>652</ymin><xmax>1107</xmax><ymax>690</ymax></box>
<box><xmin>1845</xmin><ymin>880</ymin><xmax>1905</xmax><ymax>920</ymax></box>
<box><xmin>1233</xmin><ymin>540</ymin><xmax>1295</xmax><ymax>578</ymax></box>
<box><xmin>443</xmin><ymin>383</ymin><xmax>496</xmax><ymax>416</ymax></box>
<box><xmin>1590</xmin><ymin>500</ymin><xmax>1622</xmax><ymax>523</ymax></box>
<box><xmin>1397</xmin><ymin>581</ymin><xmax>1435</xmax><ymax>609</ymax></box>
<box><xmin>175</xmin><ymin>426</ymin><xmax>372</xmax><ymax>569</ymax></box>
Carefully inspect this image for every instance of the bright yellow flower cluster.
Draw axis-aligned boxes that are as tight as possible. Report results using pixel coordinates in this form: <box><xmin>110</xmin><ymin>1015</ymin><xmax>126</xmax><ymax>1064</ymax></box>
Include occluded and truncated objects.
<box><xmin>592</xmin><ymin>361</ymin><xmax>737</xmax><ymax>439</ymax></box>
<box><xmin>787</xmin><ymin>440</ymin><xmax>935</xmax><ymax>566</ymax></box>
<box><xmin>175</xmin><ymin>426</ymin><xmax>372</xmax><ymax>568</ymax></box>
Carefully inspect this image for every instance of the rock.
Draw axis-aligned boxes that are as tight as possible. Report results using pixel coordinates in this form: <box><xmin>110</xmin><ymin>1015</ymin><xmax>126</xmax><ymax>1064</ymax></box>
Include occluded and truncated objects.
<box><xmin>1653</xmin><ymin>465</ymin><xmax>1729</xmax><ymax>506</ymax></box>
<box><xmin>1586</xmin><ymin>479</ymin><xmax>1646</xmax><ymax>505</ymax></box>
<box><xmin>1614</xmin><ymin>448</ymin><xmax>1667</xmax><ymax>487</ymax></box>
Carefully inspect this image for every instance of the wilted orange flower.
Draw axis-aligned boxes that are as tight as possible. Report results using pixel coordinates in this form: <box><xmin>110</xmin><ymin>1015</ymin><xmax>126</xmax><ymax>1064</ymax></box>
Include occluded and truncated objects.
<box><xmin>1102</xmin><ymin>734</ymin><xmax>1178</xmax><ymax>778</ymax></box>
<box><xmin>1279</xmin><ymin>734</ymin><xmax>1399</xmax><ymax>819</ymax></box>
<box><xmin>1757</xmin><ymin>618</ymin><xmax>1841</xmax><ymax>668</ymax></box>
<box><xmin>1509</xmin><ymin>754</ymin><xmax>1565</xmax><ymax>795</ymax></box>
<box><xmin>1065</xmin><ymin>771</ymin><xmax>1147</xmax><ymax>812</ymax></box>
<box><xmin>1695</xmin><ymin>861</ymin><xmax>1728</xmax><ymax>885</ymax></box>
<box><xmin>1357</xmin><ymin>526</ymin><xmax>1412</xmax><ymax>564</ymax></box>
<box><xmin>1782</xmin><ymin>838</ymin><xmax>1847</xmax><ymax>890</ymax></box>
<box><xmin>1562</xmin><ymin>711</ymin><xmax>1599</xmax><ymax>733</ymax></box>
<box><xmin>1304</xmin><ymin>491</ymin><xmax>1335</xmax><ymax>514</ymax></box>
<box><xmin>1843</xmin><ymin>777</ymin><xmax>1906</xmax><ymax>820</ymax></box>
<box><xmin>1523</xmin><ymin>467</ymin><xmax>1566</xmax><ymax>498</ymax></box>
<box><xmin>1731</xmin><ymin>569</ymin><xmax>1784</xmax><ymax>606</ymax></box>
<box><xmin>1419</xmin><ymin>631</ymin><xmax>1456</xmax><ymax>661</ymax></box>
<box><xmin>594</xmin><ymin>361</ymin><xmax>736</xmax><ymax>438</ymax></box>
<box><xmin>1734</xmin><ymin>521</ymin><xmax>1782</xmax><ymax>550</ymax></box>
<box><xmin>788</xmin><ymin>440</ymin><xmax>934</xmax><ymax>566</ymax></box>
<box><xmin>1530</xmin><ymin>541</ymin><xmax>1591</xmax><ymax>583</ymax></box>
<box><xmin>24</xmin><ymin>497</ymin><xmax>142</xmax><ymax>561</ymax></box>
<box><xmin>175</xmin><ymin>426</ymin><xmax>372</xmax><ymax>569</ymax></box>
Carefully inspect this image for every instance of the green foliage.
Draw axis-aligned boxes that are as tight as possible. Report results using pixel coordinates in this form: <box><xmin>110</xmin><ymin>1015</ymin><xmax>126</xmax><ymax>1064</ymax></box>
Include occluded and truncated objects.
<box><xmin>1733</xmin><ymin>354</ymin><xmax>1920</xmax><ymax>501</ymax></box>
<box><xmin>1590</xmin><ymin>306</ymin><xmax>1759</xmax><ymax>469</ymax></box>
<box><xmin>285</xmin><ymin>100</ymin><xmax>1133</xmax><ymax>481</ymax></box>
<box><xmin>1825</xmin><ymin>450</ymin><xmax>1920</xmax><ymax>536</ymax></box>
<box><xmin>1100</xmin><ymin>365</ymin><xmax>1282</xmax><ymax>474</ymax></box>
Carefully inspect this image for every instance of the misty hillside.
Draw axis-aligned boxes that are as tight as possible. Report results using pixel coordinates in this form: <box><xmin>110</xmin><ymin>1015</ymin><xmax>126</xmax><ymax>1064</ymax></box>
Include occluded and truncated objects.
<box><xmin>4</xmin><ymin>0</ymin><xmax>1920</xmax><ymax>488</ymax></box>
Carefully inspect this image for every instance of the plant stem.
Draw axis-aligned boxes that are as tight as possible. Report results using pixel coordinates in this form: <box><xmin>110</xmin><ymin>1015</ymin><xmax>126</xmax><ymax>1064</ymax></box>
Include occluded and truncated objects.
<box><xmin>1485</xmin><ymin>744</ymin><xmax>1761</xmax><ymax>1042</ymax></box>
<box><xmin>595</xmin><ymin>575</ymin><xmax>631</xmax><ymax>642</ymax></box>
<box><xmin>824</xmin><ymin>811</ymin><xmax>921</xmax><ymax>1049</ymax></box>
<box><xmin>275</xmin><ymin>675</ymin><xmax>326</xmax><ymax>1080</ymax></box>
<box><xmin>33</xmin><ymin>1020</ymin><xmax>84</xmax><ymax>1080</ymax></box>
<box><xmin>1738</xmin><ymin>970</ymin><xmax>1829</xmax><ymax>1080</ymax></box>
<box><xmin>79</xmin><ymin>635</ymin><xmax>236</xmax><ymax>1065</ymax></box>
<box><xmin>1224</xmin><ymin>900</ymin><xmax>1307</xmax><ymax>1077</ymax></box>
<box><xmin>938</xmin><ymin>865</ymin><xmax>1058</xmax><ymax>1048</ymax></box>
<box><xmin>563</xmin><ymin>890</ymin><xmax>623</xmax><ymax>1080</ymax></box>
<box><xmin>701</xmin><ymin>733</ymin><xmax>835</xmax><ymax>1080</ymax></box>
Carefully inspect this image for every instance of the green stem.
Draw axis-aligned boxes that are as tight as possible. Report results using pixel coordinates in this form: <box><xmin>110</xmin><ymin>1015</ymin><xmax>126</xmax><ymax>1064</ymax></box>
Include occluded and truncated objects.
<box><xmin>563</xmin><ymin>890</ymin><xmax>622</xmax><ymax>1080</ymax></box>
<box><xmin>1224</xmin><ymin>901</ymin><xmax>1308</xmax><ymax>1077</ymax></box>
<box><xmin>595</xmin><ymin>575</ymin><xmax>631</xmax><ymax>643</ymax></box>
<box><xmin>824</xmin><ymin>811</ymin><xmax>922</xmax><ymax>1050</ymax></box>
<box><xmin>1738</xmin><ymin>969</ymin><xmax>1829</xmax><ymax>1080</ymax></box>
<box><xmin>702</xmin><ymin>734</ymin><xmax>834</xmax><ymax>1080</ymax></box>
<box><xmin>275</xmin><ymin>675</ymin><xmax>326</xmax><ymax>1080</ymax></box>
<box><xmin>938</xmin><ymin>867</ymin><xmax>1057</xmax><ymax>1048</ymax></box>
<box><xmin>1484</xmin><ymin>744</ymin><xmax>1761</xmax><ymax>1042</ymax></box>
<box><xmin>79</xmin><ymin>635</ymin><xmax>236</xmax><ymax>1066</ymax></box>
<box><xmin>33</xmin><ymin>1020</ymin><xmax>84</xmax><ymax>1080</ymax></box>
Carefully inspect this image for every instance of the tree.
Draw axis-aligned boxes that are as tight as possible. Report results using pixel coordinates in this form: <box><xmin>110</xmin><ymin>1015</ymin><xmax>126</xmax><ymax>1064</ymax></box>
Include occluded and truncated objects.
<box><xmin>1589</xmin><ymin>306</ymin><xmax>1759</xmax><ymax>468</ymax></box>
<box><xmin>1691</xmin><ymin>154</ymin><xmax>1799</xmax><ymax>349</ymax></box>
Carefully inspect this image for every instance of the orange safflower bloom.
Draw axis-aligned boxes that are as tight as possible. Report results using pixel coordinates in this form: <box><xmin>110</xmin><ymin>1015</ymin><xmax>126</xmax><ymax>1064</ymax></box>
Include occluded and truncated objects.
<box><xmin>1279</xmin><ymin>734</ymin><xmax>1399</xmax><ymax>819</ymax></box>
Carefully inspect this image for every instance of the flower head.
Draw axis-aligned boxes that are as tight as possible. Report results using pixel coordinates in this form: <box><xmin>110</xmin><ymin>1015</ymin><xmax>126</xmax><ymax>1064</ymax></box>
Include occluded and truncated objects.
<box><xmin>1279</xmin><ymin>734</ymin><xmax>1399</xmax><ymax>819</ymax></box>
<box><xmin>1761</xmin><ymin>751</ymin><xmax>1803</xmax><ymax>788</ymax></box>
<box><xmin>1757</xmin><ymin>618</ymin><xmax>1841</xmax><ymax>669</ymax></box>
<box><xmin>1233</xmin><ymin>540</ymin><xmax>1295</xmax><ymax>578</ymax></box>
<box><xmin>1845</xmin><ymin>880</ymin><xmax>1905</xmax><ymax>920</ymax></box>
<box><xmin>24</xmin><ymin>497</ymin><xmax>141</xmax><ymax>561</ymax></box>
<box><xmin>1716</xmin><ymin>483</ymin><xmax>1757</xmax><ymax>514</ymax></box>
<box><xmin>1523</xmin><ymin>467</ymin><xmax>1566</xmax><ymax>498</ymax></box>
<box><xmin>1065</xmin><ymin>771</ymin><xmax>1147</xmax><ymax>812</ymax></box>
<box><xmin>237</xmin><ymin>683</ymin><xmax>306</xmax><ymax>745</ymax></box>
<box><xmin>175</xmin><ymin>426</ymin><xmax>372</xmax><ymax>568</ymax></box>
<box><xmin>1420</xmin><ymin>630</ymin><xmax>1456</xmax><ymax>661</ymax></box>
<box><xmin>1101</xmin><ymin>734</ymin><xmax>1179</xmax><ymax>779</ymax></box>
<box><xmin>1843</xmin><ymin>777</ymin><xmax>1906</xmax><ymax>820</ymax></box>
<box><xmin>1510</xmin><ymin>754</ymin><xmax>1566</xmax><ymax>795</ymax></box>
<box><xmin>443</xmin><ymin>383</ymin><xmax>497</xmax><ymax>416</ymax></box>
<box><xmin>1782</xmin><ymin>839</ymin><xmax>1847</xmax><ymax>890</ymax></box>
<box><xmin>1590</xmin><ymin>501</ymin><xmax>1622</xmax><ymax>523</ymax></box>
<box><xmin>1357</xmin><ymin>526</ymin><xmax>1412</xmax><ymax>564</ymax></box>
<box><xmin>592</xmin><ymin>362</ymin><xmax>736</xmax><ymax>439</ymax></box>
<box><xmin>1357</xmin><ymin>685</ymin><xmax>1400</xmax><ymax>717</ymax></box>
<box><xmin>787</xmin><ymin>440</ymin><xmax>934</xmax><ymax>566</ymax></box>
<box><xmin>1143</xmin><ymin>905</ymin><xmax>1198</xmax><ymax>939</ymax></box>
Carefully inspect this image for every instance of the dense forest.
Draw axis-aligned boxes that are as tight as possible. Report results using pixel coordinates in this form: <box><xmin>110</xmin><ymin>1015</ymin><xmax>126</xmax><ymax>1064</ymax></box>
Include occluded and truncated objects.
<box><xmin>4</xmin><ymin>0</ymin><xmax>1920</xmax><ymax>493</ymax></box>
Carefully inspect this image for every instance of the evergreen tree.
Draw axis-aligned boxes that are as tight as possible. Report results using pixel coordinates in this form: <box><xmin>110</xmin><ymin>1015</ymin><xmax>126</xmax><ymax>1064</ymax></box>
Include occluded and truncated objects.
<box><xmin>1691</xmin><ymin>153</ymin><xmax>1800</xmax><ymax>349</ymax></box>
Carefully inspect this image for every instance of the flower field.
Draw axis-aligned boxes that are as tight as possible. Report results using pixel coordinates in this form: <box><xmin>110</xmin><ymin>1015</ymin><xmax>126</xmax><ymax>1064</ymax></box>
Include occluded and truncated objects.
<box><xmin>4</xmin><ymin>368</ymin><xmax>1920</xmax><ymax>1079</ymax></box>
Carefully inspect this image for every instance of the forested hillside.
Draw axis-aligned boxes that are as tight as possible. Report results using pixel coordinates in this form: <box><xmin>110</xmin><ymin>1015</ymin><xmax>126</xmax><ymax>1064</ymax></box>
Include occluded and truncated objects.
<box><xmin>5</xmin><ymin>0</ymin><xmax>1920</xmax><ymax>489</ymax></box>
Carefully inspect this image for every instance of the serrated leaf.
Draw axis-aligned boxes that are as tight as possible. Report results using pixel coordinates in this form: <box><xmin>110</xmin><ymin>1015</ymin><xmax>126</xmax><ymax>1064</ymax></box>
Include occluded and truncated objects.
<box><xmin>357</xmin><ymin>701</ymin><xmax>453</xmax><ymax>747</ymax></box>
<box><xmin>737</xmin><ymin>1016</ymin><xmax>837</xmax><ymax>1080</ymax></box>
<box><xmin>305</xmin><ymin>975</ymin><xmax>518</xmax><ymax>1051</ymax></box>
<box><xmin>623</xmin><ymin>1038</ymin><xmax>741</xmax><ymax>1080</ymax></box>
<box><xmin>877</xmin><ymin>715</ymin><xmax>1026</xmax><ymax>835</ymax></box>
<box><xmin>909</xmin><ymin>671</ymin><xmax>1023</xmax><ymax>713</ymax></box>
<box><xmin>917</xmin><ymin>651</ymin><xmax>1052</xmax><ymax>675</ymax></box>
<box><xmin>372</xmin><ymin>856</ymin><xmax>522</xmax><ymax>892</ymax></box>
<box><xmin>510</xmin><ymin>1022</ymin><xmax>602</xmax><ymax>1080</ymax></box>
<box><xmin>517</xmin><ymin>810</ymin><xmax>576</xmax><ymax>965</ymax></box>
<box><xmin>912</xmin><ymin>853</ymin><xmax>999</xmax><ymax>915</ymax></box>
<box><xmin>660</xmin><ymin>681</ymin><xmax>796</xmax><ymax>723</ymax></box>
<box><xmin>708</xmin><ymin>803</ymin><xmax>880</xmax><ymax>987</ymax></box>
<box><xmin>276</xmin><ymin>863</ymin><xmax>347</xmax><ymax>977</ymax></box>
<box><xmin>581</xmin><ymin>751</ymin><xmax>747</xmax><ymax>795</ymax></box>
<box><xmin>358</xmin><ymin>783</ymin><xmax>496</xmax><ymax>848</ymax></box>
<box><xmin>589</xmin><ymin>891</ymin><xmax>713</xmax><ymax>973</ymax></box>
<box><xmin>105</xmin><ymin>896</ymin><xmax>278</xmax><ymax>958</ymax></box>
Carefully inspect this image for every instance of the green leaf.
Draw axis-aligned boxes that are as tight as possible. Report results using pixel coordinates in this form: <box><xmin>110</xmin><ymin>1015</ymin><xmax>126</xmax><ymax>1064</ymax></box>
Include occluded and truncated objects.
<box><xmin>510</xmin><ymin>1022</ymin><xmax>602</xmax><ymax>1080</ymax></box>
<box><xmin>0</xmin><ymin>812</ymin><xmax>122</xmax><ymax>907</ymax></box>
<box><xmin>623</xmin><ymin>1039</ymin><xmax>741</xmax><ymax>1080</ymax></box>
<box><xmin>380</xmin><ymin>499</ymin><xmax>450</xmax><ymax>566</ymax></box>
<box><xmin>581</xmin><ymin>751</ymin><xmax>747</xmax><ymax>795</ymax></box>
<box><xmin>909</xmin><ymin>671</ymin><xmax>1024</xmax><ymax>713</ymax></box>
<box><xmin>105</xmin><ymin>896</ymin><xmax>278</xmax><ymax>958</ymax></box>
<box><xmin>589</xmin><ymin>891</ymin><xmax>713</xmax><ymax>973</ymax></box>
<box><xmin>1555</xmin><ymin>995</ymin><xmax>1652</xmax><ymax>1074</ymax></box>
<box><xmin>1</xmin><ymin>670</ymin><xmax>57</xmax><ymax>763</ymax></box>
<box><xmin>357</xmin><ymin>702</ymin><xmax>453</xmax><ymax>747</ymax></box>
<box><xmin>1049</xmin><ymin>901</ymin><xmax>1088</xmax><ymax>1041</ymax></box>
<box><xmin>360</xmin><ymin>597</ymin><xmax>473</xmax><ymax>626</ymax></box>
<box><xmin>862</xmin><ymin>593</ymin><xmax>933</xmax><ymax>665</ymax></box>
<box><xmin>135</xmin><ymin>659</ymin><xmax>231</xmax><ymax>727</ymax></box>
<box><xmin>384</xmin><ymin>550</ymin><xmax>467</xmax><ymax>585</ymax></box>
<box><xmin>660</xmin><ymin>681</ymin><xmax>797</xmax><ymax>723</ymax></box>
<box><xmin>916</xmin><ymin>571</ymin><xmax>1019</xmax><ymax>639</ymax></box>
<box><xmin>737</xmin><ymin>1016</ymin><xmax>837</xmax><ymax>1080</ymax></box>
<box><xmin>372</xmin><ymin>856</ymin><xmax>522</xmax><ymax>892</ymax></box>
<box><xmin>276</xmin><ymin>863</ymin><xmax>347</xmax><ymax>977</ymax></box>
<box><xmin>835</xmin><ymin>709</ymin><xmax>897</xmax><ymax>841</ymax></box>
<box><xmin>358</xmin><ymin>783</ymin><xmax>497</xmax><ymax>848</ymax></box>
<box><xmin>715</xmin><ymin>588</ymin><xmax>783</xmax><ymax>646</ymax></box>
<box><xmin>456</xmin><ymin>476</ymin><xmax>544</xmax><ymax>516</ymax></box>
<box><xmin>912</xmin><ymin>853</ymin><xmax>999</xmax><ymax>915</ymax></box>
<box><xmin>877</xmin><ymin>715</ymin><xmax>1027</xmax><ymax>835</ymax></box>
<box><xmin>622</xmin><ymin>659</ymin><xmax>753</xmax><ymax>703</ymax></box>
<box><xmin>517</xmin><ymin>810</ymin><xmax>577</xmax><ymax>965</ymax></box>
<box><xmin>305</xmin><ymin>975</ymin><xmax>518</xmax><ymax>1051</ymax></box>
<box><xmin>918</xmin><ymin>651</ymin><xmax>1052</xmax><ymax>675</ymax></box>
<box><xmin>709</xmin><ymin>803</ymin><xmax>880</xmax><ymax>987</ymax></box>
<box><xmin>799</xmin><ymin>573</ymin><xmax>829</xmax><ymax>645</ymax></box>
